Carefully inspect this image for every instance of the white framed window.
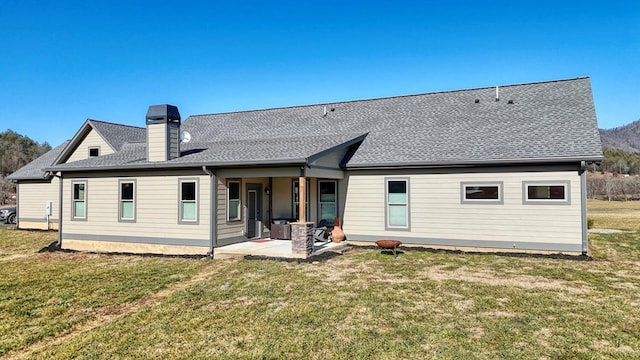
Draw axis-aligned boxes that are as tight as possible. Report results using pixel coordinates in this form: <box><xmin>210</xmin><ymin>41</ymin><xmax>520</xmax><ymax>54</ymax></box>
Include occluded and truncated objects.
<box><xmin>293</xmin><ymin>180</ymin><xmax>310</xmax><ymax>221</ymax></box>
<box><xmin>179</xmin><ymin>179</ymin><xmax>198</xmax><ymax>223</ymax></box>
<box><xmin>72</xmin><ymin>181</ymin><xmax>87</xmax><ymax>220</ymax></box>
<box><xmin>523</xmin><ymin>181</ymin><xmax>571</xmax><ymax>205</ymax></box>
<box><xmin>119</xmin><ymin>180</ymin><xmax>136</xmax><ymax>222</ymax></box>
<box><xmin>385</xmin><ymin>178</ymin><xmax>410</xmax><ymax>230</ymax></box>
<box><xmin>461</xmin><ymin>182</ymin><xmax>503</xmax><ymax>204</ymax></box>
<box><xmin>318</xmin><ymin>180</ymin><xmax>337</xmax><ymax>224</ymax></box>
<box><xmin>227</xmin><ymin>180</ymin><xmax>241</xmax><ymax>222</ymax></box>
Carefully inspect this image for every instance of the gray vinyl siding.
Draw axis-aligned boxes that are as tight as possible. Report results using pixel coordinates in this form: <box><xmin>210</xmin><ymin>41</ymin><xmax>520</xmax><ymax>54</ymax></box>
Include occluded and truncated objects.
<box><xmin>17</xmin><ymin>179</ymin><xmax>60</xmax><ymax>229</ymax></box>
<box><xmin>271</xmin><ymin>177</ymin><xmax>322</xmax><ymax>222</ymax></box>
<box><xmin>216</xmin><ymin>177</ymin><xmax>243</xmax><ymax>240</ymax></box>
<box><xmin>62</xmin><ymin>171</ymin><xmax>210</xmax><ymax>244</ymax></box>
<box><xmin>216</xmin><ymin>177</ymin><xmax>282</xmax><ymax>240</ymax></box>
<box><xmin>342</xmin><ymin>167</ymin><xmax>583</xmax><ymax>249</ymax></box>
<box><xmin>271</xmin><ymin>177</ymin><xmax>293</xmax><ymax>219</ymax></box>
<box><xmin>66</xmin><ymin>129</ymin><xmax>114</xmax><ymax>163</ymax></box>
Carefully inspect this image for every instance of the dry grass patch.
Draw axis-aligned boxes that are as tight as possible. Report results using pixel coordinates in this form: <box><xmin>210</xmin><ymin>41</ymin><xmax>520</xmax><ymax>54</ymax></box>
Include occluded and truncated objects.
<box><xmin>589</xmin><ymin>199</ymin><xmax>640</xmax><ymax>230</ymax></box>
<box><xmin>421</xmin><ymin>265</ymin><xmax>594</xmax><ymax>294</ymax></box>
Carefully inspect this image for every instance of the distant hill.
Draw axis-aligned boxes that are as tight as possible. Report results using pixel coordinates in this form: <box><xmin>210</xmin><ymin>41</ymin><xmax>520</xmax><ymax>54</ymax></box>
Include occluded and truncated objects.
<box><xmin>0</xmin><ymin>130</ymin><xmax>51</xmax><ymax>177</ymax></box>
<box><xmin>0</xmin><ymin>130</ymin><xmax>52</xmax><ymax>203</ymax></box>
<box><xmin>599</xmin><ymin>119</ymin><xmax>640</xmax><ymax>153</ymax></box>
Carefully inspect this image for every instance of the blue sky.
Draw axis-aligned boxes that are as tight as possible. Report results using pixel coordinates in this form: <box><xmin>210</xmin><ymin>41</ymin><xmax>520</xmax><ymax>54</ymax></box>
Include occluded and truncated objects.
<box><xmin>1</xmin><ymin>1</ymin><xmax>638</xmax><ymax>146</ymax></box>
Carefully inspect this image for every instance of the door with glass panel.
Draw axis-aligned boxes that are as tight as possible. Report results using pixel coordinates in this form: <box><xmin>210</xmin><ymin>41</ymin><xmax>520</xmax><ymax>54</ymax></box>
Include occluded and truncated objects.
<box><xmin>246</xmin><ymin>184</ymin><xmax>262</xmax><ymax>238</ymax></box>
<box><xmin>318</xmin><ymin>180</ymin><xmax>337</xmax><ymax>225</ymax></box>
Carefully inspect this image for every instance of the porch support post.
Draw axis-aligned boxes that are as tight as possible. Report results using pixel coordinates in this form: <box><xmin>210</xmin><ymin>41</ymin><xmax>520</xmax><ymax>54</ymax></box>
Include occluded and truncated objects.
<box><xmin>291</xmin><ymin>222</ymin><xmax>314</xmax><ymax>258</ymax></box>
<box><xmin>299</xmin><ymin>167</ymin><xmax>306</xmax><ymax>223</ymax></box>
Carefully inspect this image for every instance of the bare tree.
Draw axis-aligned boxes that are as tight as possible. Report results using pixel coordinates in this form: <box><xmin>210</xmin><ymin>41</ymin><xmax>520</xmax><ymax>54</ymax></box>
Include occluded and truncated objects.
<box><xmin>604</xmin><ymin>176</ymin><xmax>618</xmax><ymax>201</ymax></box>
<box><xmin>0</xmin><ymin>176</ymin><xmax>14</xmax><ymax>205</ymax></box>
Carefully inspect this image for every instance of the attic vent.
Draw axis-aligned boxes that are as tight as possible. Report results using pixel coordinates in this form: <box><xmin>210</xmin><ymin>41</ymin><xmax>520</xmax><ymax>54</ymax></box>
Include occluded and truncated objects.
<box><xmin>507</xmin><ymin>100</ymin><xmax>514</xmax><ymax>104</ymax></box>
<box><xmin>474</xmin><ymin>99</ymin><xmax>480</xmax><ymax>104</ymax></box>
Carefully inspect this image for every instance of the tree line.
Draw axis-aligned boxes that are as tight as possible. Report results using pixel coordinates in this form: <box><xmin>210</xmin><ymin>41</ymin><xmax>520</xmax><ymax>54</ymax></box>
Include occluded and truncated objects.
<box><xmin>0</xmin><ymin>130</ymin><xmax>52</xmax><ymax>204</ymax></box>
<box><xmin>587</xmin><ymin>173</ymin><xmax>640</xmax><ymax>201</ymax></box>
<box><xmin>596</xmin><ymin>148</ymin><xmax>640</xmax><ymax>175</ymax></box>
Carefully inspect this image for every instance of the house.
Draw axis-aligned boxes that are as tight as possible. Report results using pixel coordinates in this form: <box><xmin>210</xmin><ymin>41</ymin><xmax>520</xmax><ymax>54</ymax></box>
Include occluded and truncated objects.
<box><xmin>9</xmin><ymin>77</ymin><xmax>603</xmax><ymax>256</ymax></box>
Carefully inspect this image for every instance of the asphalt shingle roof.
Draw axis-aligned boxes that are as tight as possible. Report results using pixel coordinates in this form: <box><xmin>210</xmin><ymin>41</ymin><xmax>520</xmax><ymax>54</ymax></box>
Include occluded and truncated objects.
<box><xmin>88</xmin><ymin>120</ymin><xmax>146</xmax><ymax>151</ymax></box>
<box><xmin>7</xmin><ymin>141</ymin><xmax>70</xmax><ymax>180</ymax></box>
<box><xmin>46</xmin><ymin>77</ymin><xmax>603</xmax><ymax>173</ymax></box>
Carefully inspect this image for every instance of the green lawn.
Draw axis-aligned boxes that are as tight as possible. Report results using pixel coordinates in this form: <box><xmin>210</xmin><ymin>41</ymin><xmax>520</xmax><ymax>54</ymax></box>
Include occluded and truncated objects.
<box><xmin>2</xmin><ymin>202</ymin><xmax>640</xmax><ymax>359</ymax></box>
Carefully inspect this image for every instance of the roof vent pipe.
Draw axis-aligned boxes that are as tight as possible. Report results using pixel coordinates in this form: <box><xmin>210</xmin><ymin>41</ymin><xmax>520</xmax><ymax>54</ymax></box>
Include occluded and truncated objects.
<box><xmin>495</xmin><ymin>86</ymin><xmax>499</xmax><ymax>101</ymax></box>
<box><xmin>323</xmin><ymin>106</ymin><xmax>327</xmax><ymax>117</ymax></box>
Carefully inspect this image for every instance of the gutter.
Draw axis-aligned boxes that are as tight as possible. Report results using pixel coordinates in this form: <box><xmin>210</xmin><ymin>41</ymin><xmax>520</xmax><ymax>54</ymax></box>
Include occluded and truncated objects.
<box><xmin>202</xmin><ymin>166</ymin><xmax>217</xmax><ymax>257</ymax></box>
<box><xmin>44</xmin><ymin>159</ymin><xmax>308</xmax><ymax>174</ymax></box>
<box><xmin>345</xmin><ymin>156</ymin><xmax>604</xmax><ymax>170</ymax></box>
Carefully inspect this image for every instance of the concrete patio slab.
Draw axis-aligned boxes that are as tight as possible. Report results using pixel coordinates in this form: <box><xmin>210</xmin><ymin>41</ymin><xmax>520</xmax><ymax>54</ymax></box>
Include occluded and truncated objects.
<box><xmin>213</xmin><ymin>239</ymin><xmax>347</xmax><ymax>259</ymax></box>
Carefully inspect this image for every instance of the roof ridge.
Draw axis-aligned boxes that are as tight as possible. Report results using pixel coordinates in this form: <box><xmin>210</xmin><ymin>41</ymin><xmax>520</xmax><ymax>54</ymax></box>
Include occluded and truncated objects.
<box><xmin>187</xmin><ymin>77</ymin><xmax>590</xmax><ymax>119</ymax></box>
<box><xmin>87</xmin><ymin>118</ymin><xmax>145</xmax><ymax>130</ymax></box>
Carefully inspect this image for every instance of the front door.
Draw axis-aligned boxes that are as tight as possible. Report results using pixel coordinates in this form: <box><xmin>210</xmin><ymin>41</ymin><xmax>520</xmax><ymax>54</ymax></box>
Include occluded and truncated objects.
<box><xmin>246</xmin><ymin>184</ymin><xmax>262</xmax><ymax>238</ymax></box>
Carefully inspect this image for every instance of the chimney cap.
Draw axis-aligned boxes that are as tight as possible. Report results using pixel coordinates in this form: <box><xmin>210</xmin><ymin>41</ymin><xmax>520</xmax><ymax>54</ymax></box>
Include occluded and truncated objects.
<box><xmin>146</xmin><ymin>104</ymin><xmax>181</xmax><ymax>124</ymax></box>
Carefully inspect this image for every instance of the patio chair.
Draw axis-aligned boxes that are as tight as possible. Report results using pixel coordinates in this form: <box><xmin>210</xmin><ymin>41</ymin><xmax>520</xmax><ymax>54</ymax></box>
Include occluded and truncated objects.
<box><xmin>313</xmin><ymin>220</ymin><xmax>330</xmax><ymax>243</ymax></box>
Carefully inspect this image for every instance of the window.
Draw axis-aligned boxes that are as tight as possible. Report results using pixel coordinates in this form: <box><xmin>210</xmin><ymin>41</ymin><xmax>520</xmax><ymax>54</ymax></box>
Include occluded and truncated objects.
<box><xmin>119</xmin><ymin>180</ymin><xmax>135</xmax><ymax>222</ymax></box>
<box><xmin>179</xmin><ymin>179</ymin><xmax>198</xmax><ymax>223</ymax></box>
<box><xmin>318</xmin><ymin>180</ymin><xmax>337</xmax><ymax>224</ymax></box>
<box><xmin>72</xmin><ymin>181</ymin><xmax>87</xmax><ymax>220</ymax></box>
<box><xmin>89</xmin><ymin>147</ymin><xmax>100</xmax><ymax>157</ymax></box>
<box><xmin>523</xmin><ymin>181</ymin><xmax>570</xmax><ymax>205</ymax></box>
<box><xmin>386</xmin><ymin>178</ymin><xmax>409</xmax><ymax>230</ymax></box>
<box><xmin>227</xmin><ymin>181</ymin><xmax>241</xmax><ymax>221</ymax></box>
<box><xmin>293</xmin><ymin>180</ymin><xmax>310</xmax><ymax>221</ymax></box>
<box><xmin>461</xmin><ymin>182</ymin><xmax>503</xmax><ymax>204</ymax></box>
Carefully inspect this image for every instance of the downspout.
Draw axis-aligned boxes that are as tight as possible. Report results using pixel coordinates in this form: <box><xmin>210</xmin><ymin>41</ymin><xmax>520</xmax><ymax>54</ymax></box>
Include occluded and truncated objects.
<box><xmin>14</xmin><ymin>181</ymin><xmax>19</xmax><ymax>229</ymax></box>
<box><xmin>579</xmin><ymin>161</ymin><xmax>588</xmax><ymax>255</ymax></box>
<box><xmin>54</xmin><ymin>173</ymin><xmax>63</xmax><ymax>248</ymax></box>
<box><xmin>202</xmin><ymin>166</ymin><xmax>217</xmax><ymax>257</ymax></box>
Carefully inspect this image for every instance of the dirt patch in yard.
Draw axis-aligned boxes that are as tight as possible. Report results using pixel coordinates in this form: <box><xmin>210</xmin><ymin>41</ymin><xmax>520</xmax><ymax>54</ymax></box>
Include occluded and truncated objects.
<box><xmin>0</xmin><ymin>254</ymin><xmax>28</xmax><ymax>262</ymax></box>
<box><xmin>420</xmin><ymin>265</ymin><xmax>594</xmax><ymax>294</ymax></box>
<box><xmin>589</xmin><ymin>228</ymin><xmax>624</xmax><ymax>234</ymax></box>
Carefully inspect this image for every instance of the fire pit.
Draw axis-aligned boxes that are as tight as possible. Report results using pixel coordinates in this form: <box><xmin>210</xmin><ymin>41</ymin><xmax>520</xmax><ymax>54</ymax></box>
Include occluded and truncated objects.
<box><xmin>375</xmin><ymin>240</ymin><xmax>402</xmax><ymax>258</ymax></box>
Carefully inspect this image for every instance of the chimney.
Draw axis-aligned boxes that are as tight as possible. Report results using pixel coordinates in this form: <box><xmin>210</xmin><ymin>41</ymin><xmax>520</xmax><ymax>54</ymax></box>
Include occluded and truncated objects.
<box><xmin>146</xmin><ymin>104</ymin><xmax>181</xmax><ymax>161</ymax></box>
